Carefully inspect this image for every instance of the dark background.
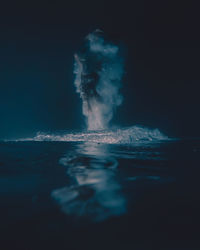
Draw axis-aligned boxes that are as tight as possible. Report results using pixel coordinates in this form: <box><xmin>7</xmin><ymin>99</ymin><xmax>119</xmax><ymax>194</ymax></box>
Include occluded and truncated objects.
<box><xmin>0</xmin><ymin>0</ymin><xmax>199</xmax><ymax>139</ymax></box>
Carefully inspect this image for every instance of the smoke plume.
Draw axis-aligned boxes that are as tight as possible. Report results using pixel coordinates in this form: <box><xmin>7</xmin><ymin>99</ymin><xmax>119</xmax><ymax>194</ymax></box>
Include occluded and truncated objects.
<box><xmin>74</xmin><ymin>30</ymin><xmax>124</xmax><ymax>130</ymax></box>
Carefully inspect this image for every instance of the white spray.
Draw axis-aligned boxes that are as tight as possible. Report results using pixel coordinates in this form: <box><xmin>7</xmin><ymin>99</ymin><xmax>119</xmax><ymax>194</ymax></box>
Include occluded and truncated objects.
<box><xmin>74</xmin><ymin>30</ymin><xmax>124</xmax><ymax>130</ymax></box>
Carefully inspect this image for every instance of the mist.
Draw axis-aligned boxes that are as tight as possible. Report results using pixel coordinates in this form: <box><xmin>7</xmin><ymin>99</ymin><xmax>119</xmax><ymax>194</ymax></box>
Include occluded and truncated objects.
<box><xmin>74</xmin><ymin>30</ymin><xmax>124</xmax><ymax>130</ymax></box>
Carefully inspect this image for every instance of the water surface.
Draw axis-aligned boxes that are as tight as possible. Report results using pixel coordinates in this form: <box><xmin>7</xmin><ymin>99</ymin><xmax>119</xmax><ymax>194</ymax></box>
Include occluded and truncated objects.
<box><xmin>0</xmin><ymin>139</ymin><xmax>200</xmax><ymax>250</ymax></box>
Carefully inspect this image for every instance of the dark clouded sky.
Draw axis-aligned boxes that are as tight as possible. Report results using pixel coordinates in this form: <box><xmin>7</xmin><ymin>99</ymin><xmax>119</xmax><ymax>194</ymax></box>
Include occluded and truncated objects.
<box><xmin>0</xmin><ymin>0</ymin><xmax>199</xmax><ymax>139</ymax></box>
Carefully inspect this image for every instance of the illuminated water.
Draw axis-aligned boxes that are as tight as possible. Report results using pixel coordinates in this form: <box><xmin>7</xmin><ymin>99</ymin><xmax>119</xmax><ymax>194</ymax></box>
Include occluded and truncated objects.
<box><xmin>0</xmin><ymin>137</ymin><xmax>200</xmax><ymax>250</ymax></box>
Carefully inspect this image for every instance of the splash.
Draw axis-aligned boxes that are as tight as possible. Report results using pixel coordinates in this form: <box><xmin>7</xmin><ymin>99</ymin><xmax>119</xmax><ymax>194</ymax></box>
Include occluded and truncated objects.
<box><xmin>74</xmin><ymin>29</ymin><xmax>124</xmax><ymax>130</ymax></box>
<box><xmin>8</xmin><ymin>31</ymin><xmax>169</xmax><ymax>144</ymax></box>
<box><xmin>15</xmin><ymin>126</ymin><xmax>168</xmax><ymax>144</ymax></box>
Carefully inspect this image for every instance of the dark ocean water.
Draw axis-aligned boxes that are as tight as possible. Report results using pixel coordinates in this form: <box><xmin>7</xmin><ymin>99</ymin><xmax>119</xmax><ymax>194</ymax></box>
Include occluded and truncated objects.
<box><xmin>0</xmin><ymin>139</ymin><xmax>200</xmax><ymax>250</ymax></box>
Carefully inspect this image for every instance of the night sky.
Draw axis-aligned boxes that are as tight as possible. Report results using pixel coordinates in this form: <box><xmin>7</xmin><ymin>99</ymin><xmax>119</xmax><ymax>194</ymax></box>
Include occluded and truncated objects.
<box><xmin>0</xmin><ymin>0</ymin><xmax>199</xmax><ymax>139</ymax></box>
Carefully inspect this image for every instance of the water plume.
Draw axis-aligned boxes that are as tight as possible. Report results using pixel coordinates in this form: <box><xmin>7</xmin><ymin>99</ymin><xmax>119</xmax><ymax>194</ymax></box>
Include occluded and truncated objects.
<box><xmin>74</xmin><ymin>29</ymin><xmax>124</xmax><ymax>130</ymax></box>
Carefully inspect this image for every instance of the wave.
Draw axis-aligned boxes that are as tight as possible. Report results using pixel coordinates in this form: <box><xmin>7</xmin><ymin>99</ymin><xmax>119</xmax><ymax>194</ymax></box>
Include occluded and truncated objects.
<box><xmin>13</xmin><ymin>126</ymin><xmax>168</xmax><ymax>144</ymax></box>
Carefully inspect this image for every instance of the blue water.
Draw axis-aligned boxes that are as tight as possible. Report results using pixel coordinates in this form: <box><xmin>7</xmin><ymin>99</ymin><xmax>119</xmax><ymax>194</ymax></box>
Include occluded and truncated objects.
<box><xmin>0</xmin><ymin>139</ymin><xmax>200</xmax><ymax>249</ymax></box>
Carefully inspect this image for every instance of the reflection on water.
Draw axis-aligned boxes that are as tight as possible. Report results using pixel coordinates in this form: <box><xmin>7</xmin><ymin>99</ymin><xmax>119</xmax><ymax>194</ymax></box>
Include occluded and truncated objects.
<box><xmin>52</xmin><ymin>142</ymin><xmax>126</xmax><ymax>221</ymax></box>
